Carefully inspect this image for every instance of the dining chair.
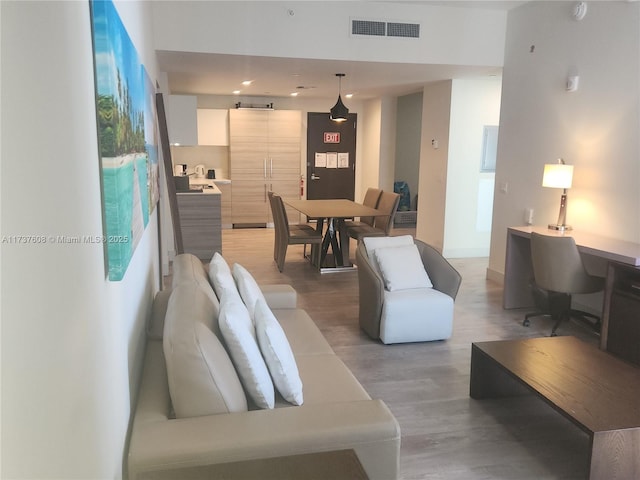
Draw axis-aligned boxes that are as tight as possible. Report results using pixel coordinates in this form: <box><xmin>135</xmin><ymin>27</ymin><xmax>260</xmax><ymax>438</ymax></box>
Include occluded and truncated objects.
<box><xmin>524</xmin><ymin>232</ymin><xmax>605</xmax><ymax>336</ymax></box>
<box><xmin>269</xmin><ymin>193</ymin><xmax>323</xmax><ymax>272</ymax></box>
<box><xmin>267</xmin><ymin>191</ymin><xmax>281</xmax><ymax>263</ymax></box>
<box><xmin>343</xmin><ymin>187</ymin><xmax>383</xmax><ymax>230</ymax></box>
<box><xmin>346</xmin><ymin>191</ymin><xmax>400</xmax><ymax>242</ymax></box>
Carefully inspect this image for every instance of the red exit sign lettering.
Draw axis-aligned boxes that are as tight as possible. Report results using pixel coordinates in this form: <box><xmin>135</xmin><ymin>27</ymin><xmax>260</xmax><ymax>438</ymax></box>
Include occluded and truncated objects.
<box><xmin>324</xmin><ymin>132</ymin><xmax>340</xmax><ymax>143</ymax></box>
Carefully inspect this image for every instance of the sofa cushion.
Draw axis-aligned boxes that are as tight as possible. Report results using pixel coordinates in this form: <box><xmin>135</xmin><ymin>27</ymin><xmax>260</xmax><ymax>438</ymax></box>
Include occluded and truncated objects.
<box><xmin>208</xmin><ymin>252</ymin><xmax>238</xmax><ymax>300</ymax></box>
<box><xmin>163</xmin><ymin>284</ymin><xmax>248</xmax><ymax>418</ymax></box>
<box><xmin>172</xmin><ymin>253</ymin><xmax>220</xmax><ymax>321</ymax></box>
<box><xmin>232</xmin><ymin>263</ymin><xmax>266</xmax><ymax>320</ymax></box>
<box><xmin>374</xmin><ymin>244</ymin><xmax>433</xmax><ymax>291</ymax></box>
<box><xmin>218</xmin><ymin>294</ymin><xmax>275</xmax><ymax>409</ymax></box>
<box><xmin>260</xmin><ymin>284</ymin><xmax>297</xmax><ymax>310</ymax></box>
<box><xmin>273</xmin><ymin>309</ymin><xmax>334</xmax><ymax>356</ymax></box>
<box><xmin>362</xmin><ymin>235</ymin><xmax>414</xmax><ymax>274</ymax></box>
<box><xmin>380</xmin><ymin>288</ymin><xmax>454</xmax><ymax>344</ymax></box>
<box><xmin>274</xmin><ymin>354</ymin><xmax>371</xmax><ymax>407</ymax></box>
<box><xmin>254</xmin><ymin>298</ymin><xmax>303</xmax><ymax>406</ymax></box>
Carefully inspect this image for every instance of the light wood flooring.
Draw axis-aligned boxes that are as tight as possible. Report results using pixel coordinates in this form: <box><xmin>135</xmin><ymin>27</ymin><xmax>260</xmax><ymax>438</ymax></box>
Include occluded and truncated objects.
<box><xmin>218</xmin><ymin>227</ymin><xmax>600</xmax><ymax>480</ymax></box>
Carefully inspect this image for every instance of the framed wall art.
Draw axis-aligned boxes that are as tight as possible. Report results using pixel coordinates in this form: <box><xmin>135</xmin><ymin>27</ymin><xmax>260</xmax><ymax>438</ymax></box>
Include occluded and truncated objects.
<box><xmin>90</xmin><ymin>0</ymin><xmax>159</xmax><ymax>280</ymax></box>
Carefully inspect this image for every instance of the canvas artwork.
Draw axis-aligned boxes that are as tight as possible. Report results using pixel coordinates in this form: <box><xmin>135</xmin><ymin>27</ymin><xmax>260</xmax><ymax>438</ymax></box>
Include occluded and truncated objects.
<box><xmin>90</xmin><ymin>0</ymin><xmax>159</xmax><ymax>281</ymax></box>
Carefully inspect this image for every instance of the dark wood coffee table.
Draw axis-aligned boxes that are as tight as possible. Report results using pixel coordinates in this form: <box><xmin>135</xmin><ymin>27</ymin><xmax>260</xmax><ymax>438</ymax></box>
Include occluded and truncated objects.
<box><xmin>470</xmin><ymin>336</ymin><xmax>640</xmax><ymax>480</ymax></box>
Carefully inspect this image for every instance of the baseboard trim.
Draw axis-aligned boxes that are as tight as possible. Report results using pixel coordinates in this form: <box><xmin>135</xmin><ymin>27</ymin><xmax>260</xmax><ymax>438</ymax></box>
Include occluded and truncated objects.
<box><xmin>486</xmin><ymin>267</ymin><xmax>504</xmax><ymax>285</ymax></box>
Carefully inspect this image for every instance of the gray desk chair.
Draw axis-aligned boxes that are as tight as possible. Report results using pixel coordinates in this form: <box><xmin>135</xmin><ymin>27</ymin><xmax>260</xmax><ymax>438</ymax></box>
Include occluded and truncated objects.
<box><xmin>343</xmin><ymin>187</ymin><xmax>383</xmax><ymax>230</ymax></box>
<box><xmin>268</xmin><ymin>192</ymin><xmax>323</xmax><ymax>272</ymax></box>
<box><xmin>524</xmin><ymin>232</ymin><xmax>605</xmax><ymax>336</ymax></box>
<box><xmin>346</xmin><ymin>191</ymin><xmax>400</xmax><ymax>241</ymax></box>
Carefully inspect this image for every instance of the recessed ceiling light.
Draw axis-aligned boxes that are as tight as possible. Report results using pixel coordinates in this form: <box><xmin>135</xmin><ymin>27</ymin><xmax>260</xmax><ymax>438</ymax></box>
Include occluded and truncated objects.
<box><xmin>345</xmin><ymin>93</ymin><xmax>353</xmax><ymax>99</ymax></box>
<box><xmin>290</xmin><ymin>92</ymin><xmax>299</xmax><ymax>97</ymax></box>
<box><xmin>242</xmin><ymin>80</ymin><xmax>253</xmax><ymax>86</ymax></box>
<box><xmin>232</xmin><ymin>90</ymin><xmax>241</xmax><ymax>95</ymax></box>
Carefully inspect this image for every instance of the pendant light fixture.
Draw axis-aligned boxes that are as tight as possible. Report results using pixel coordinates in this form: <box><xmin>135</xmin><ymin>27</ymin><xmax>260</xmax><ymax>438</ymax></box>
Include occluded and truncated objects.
<box><xmin>330</xmin><ymin>73</ymin><xmax>349</xmax><ymax>122</ymax></box>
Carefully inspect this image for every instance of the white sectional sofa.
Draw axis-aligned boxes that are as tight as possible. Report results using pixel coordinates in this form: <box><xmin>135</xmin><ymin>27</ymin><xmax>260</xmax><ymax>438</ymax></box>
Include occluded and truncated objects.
<box><xmin>127</xmin><ymin>253</ymin><xmax>401</xmax><ymax>479</ymax></box>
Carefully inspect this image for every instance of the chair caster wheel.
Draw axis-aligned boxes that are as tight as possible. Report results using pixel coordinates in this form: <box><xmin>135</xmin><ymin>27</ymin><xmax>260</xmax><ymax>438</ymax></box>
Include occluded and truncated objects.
<box><xmin>550</xmin><ymin>331</ymin><xmax>558</xmax><ymax>337</ymax></box>
<box><xmin>523</xmin><ymin>319</ymin><xmax>530</xmax><ymax>327</ymax></box>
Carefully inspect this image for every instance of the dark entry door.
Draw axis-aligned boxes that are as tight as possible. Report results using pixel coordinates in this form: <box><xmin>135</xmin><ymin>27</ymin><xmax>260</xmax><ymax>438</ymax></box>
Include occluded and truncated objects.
<box><xmin>306</xmin><ymin>112</ymin><xmax>357</xmax><ymax>200</ymax></box>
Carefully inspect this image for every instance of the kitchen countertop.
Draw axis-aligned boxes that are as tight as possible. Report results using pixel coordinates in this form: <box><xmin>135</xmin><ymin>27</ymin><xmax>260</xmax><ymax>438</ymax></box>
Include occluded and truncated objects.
<box><xmin>189</xmin><ymin>177</ymin><xmax>231</xmax><ymax>186</ymax></box>
<box><xmin>177</xmin><ymin>182</ymin><xmax>221</xmax><ymax>195</ymax></box>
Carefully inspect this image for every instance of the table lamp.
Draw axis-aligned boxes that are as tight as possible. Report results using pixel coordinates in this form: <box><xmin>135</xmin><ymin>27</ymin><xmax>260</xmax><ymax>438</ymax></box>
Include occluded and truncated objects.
<box><xmin>542</xmin><ymin>158</ymin><xmax>573</xmax><ymax>231</ymax></box>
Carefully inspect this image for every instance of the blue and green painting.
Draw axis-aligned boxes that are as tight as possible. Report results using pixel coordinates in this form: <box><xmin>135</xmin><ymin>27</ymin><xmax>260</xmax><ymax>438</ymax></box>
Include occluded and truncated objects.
<box><xmin>90</xmin><ymin>0</ymin><xmax>159</xmax><ymax>281</ymax></box>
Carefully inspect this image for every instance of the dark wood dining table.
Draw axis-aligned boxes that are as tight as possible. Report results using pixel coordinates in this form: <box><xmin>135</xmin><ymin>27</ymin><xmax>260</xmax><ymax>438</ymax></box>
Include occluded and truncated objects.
<box><xmin>283</xmin><ymin>198</ymin><xmax>386</xmax><ymax>272</ymax></box>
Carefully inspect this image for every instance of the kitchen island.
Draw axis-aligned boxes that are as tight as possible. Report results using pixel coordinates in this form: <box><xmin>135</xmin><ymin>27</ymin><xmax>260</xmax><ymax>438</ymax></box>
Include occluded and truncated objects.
<box><xmin>176</xmin><ymin>183</ymin><xmax>222</xmax><ymax>260</ymax></box>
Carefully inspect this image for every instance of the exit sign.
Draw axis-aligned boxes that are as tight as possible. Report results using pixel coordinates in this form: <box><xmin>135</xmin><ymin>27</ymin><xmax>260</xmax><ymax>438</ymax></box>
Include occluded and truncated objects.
<box><xmin>324</xmin><ymin>132</ymin><xmax>340</xmax><ymax>143</ymax></box>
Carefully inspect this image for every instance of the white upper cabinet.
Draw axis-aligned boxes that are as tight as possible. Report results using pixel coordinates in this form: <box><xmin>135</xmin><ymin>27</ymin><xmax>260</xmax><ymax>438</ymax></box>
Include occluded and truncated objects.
<box><xmin>197</xmin><ymin>109</ymin><xmax>229</xmax><ymax>146</ymax></box>
<box><xmin>165</xmin><ymin>95</ymin><xmax>198</xmax><ymax>146</ymax></box>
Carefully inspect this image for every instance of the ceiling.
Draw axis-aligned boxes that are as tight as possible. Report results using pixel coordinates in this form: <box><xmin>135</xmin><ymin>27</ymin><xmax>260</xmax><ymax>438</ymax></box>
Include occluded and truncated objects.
<box><xmin>157</xmin><ymin>1</ymin><xmax>527</xmax><ymax>101</ymax></box>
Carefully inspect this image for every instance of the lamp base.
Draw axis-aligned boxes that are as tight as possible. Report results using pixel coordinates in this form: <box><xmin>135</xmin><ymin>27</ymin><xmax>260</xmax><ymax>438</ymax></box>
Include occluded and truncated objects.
<box><xmin>548</xmin><ymin>224</ymin><xmax>572</xmax><ymax>231</ymax></box>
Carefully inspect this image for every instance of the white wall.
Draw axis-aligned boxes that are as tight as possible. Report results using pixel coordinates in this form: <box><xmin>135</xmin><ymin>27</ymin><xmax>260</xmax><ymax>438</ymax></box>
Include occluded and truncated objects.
<box><xmin>488</xmin><ymin>1</ymin><xmax>640</xmax><ymax>281</ymax></box>
<box><xmin>444</xmin><ymin>77</ymin><xmax>502</xmax><ymax>257</ymax></box>
<box><xmin>152</xmin><ymin>1</ymin><xmax>506</xmax><ymax>68</ymax></box>
<box><xmin>417</xmin><ymin>80</ymin><xmax>452</xmax><ymax>251</ymax></box>
<box><xmin>1</xmin><ymin>2</ymin><xmax>159</xmax><ymax>478</ymax></box>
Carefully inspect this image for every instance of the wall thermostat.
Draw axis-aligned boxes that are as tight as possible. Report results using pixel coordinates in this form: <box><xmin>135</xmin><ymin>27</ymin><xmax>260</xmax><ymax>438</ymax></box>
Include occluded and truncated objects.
<box><xmin>566</xmin><ymin>75</ymin><xmax>580</xmax><ymax>92</ymax></box>
<box><xmin>572</xmin><ymin>2</ymin><xmax>587</xmax><ymax>21</ymax></box>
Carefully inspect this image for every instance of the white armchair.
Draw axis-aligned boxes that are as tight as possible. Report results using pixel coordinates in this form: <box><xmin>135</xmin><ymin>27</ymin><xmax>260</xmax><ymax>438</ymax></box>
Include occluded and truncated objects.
<box><xmin>356</xmin><ymin>236</ymin><xmax>462</xmax><ymax>344</ymax></box>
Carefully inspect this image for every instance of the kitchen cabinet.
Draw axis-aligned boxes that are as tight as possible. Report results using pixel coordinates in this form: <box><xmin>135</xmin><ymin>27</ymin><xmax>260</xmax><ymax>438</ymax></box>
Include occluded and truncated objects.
<box><xmin>197</xmin><ymin>109</ymin><xmax>229</xmax><ymax>146</ymax></box>
<box><xmin>165</xmin><ymin>95</ymin><xmax>198</xmax><ymax>146</ymax></box>
<box><xmin>176</xmin><ymin>190</ymin><xmax>222</xmax><ymax>260</ymax></box>
<box><xmin>229</xmin><ymin>109</ymin><xmax>301</xmax><ymax>226</ymax></box>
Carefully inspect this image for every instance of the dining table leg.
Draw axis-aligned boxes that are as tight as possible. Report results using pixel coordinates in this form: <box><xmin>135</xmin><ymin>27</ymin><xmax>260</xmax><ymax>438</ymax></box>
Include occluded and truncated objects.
<box><xmin>310</xmin><ymin>218</ymin><xmax>325</xmax><ymax>269</ymax></box>
<box><xmin>320</xmin><ymin>218</ymin><xmax>343</xmax><ymax>267</ymax></box>
<box><xmin>337</xmin><ymin>219</ymin><xmax>351</xmax><ymax>267</ymax></box>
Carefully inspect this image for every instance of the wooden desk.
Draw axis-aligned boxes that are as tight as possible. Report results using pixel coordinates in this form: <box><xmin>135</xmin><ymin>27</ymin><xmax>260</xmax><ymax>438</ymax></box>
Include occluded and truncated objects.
<box><xmin>470</xmin><ymin>336</ymin><xmax>640</xmax><ymax>480</ymax></box>
<box><xmin>284</xmin><ymin>199</ymin><xmax>385</xmax><ymax>273</ymax></box>
<box><xmin>503</xmin><ymin>226</ymin><xmax>640</xmax><ymax>310</ymax></box>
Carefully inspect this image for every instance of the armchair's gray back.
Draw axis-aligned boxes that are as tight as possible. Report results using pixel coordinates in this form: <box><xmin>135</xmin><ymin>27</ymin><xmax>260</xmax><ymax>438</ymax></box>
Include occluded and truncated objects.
<box><xmin>414</xmin><ymin>240</ymin><xmax>462</xmax><ymax>300</ymax></box>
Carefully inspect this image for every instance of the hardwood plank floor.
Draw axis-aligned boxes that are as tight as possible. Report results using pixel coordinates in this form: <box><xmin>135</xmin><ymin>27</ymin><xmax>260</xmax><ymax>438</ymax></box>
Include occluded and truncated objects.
<box><xmin>217</xmin><ymin>227</ymin><xmax>600</xmax><ymax>479</ymax></box>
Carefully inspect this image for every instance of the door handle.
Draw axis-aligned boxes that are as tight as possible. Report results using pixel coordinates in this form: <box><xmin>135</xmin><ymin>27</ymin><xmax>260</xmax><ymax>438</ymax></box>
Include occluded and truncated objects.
<box><xmin>311</xmin><ymin>173</ymin><xmax>321</xmax><ymax>180</ymax></box>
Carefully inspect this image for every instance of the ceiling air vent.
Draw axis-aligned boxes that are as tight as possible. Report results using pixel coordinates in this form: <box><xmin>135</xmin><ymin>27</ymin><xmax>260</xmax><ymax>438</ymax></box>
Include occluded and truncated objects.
<box><xmin>351</xmin><ymin>20</ymin><xmax>386</xmax><ymax>36</ymax></box>
<box><xmin>387</xmin><ymin>22</ymin><xmax>420</xmax><ymax>38</ymax></box>
<box><xmin>351</xmin><ymin>19</ymin><xmax>420</xmax><ymax>38</ymax></box>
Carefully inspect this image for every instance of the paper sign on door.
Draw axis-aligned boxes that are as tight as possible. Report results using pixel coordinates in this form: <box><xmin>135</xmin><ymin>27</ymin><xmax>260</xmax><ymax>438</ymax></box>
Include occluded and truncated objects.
<box><xmin>326</xmin><ymin>152</ymin><xmax>338</xmax><ymax>168</ymax></box>
<box><xmin>315</xmin><ymin>152</ymin><xmax>327</xmax><ymax>167</ymax></box>
<box><xmin>338</xmin><ymin>153</ymin><xmax>349</xmax><ymax>168</ymax></box>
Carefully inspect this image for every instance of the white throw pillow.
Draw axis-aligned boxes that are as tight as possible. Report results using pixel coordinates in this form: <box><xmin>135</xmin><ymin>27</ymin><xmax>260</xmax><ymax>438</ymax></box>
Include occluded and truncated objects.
<box><xmin>362</xmin><ymin>235</ymin><xmax>415</xmax><ymax>274</ymax></box>
<box><xmin>208</xmin><ymin>252</ymin><xmax>238</xmax><ymax>300</ymax></box>
<box><xmin>374</xmin><ymin>244</ymin><xmax>433</xmax><ymax>291</ymax></box>
<box><xmin>254</xmin><ymin>298</ymin><xmax>303</xmax><ymax>406</ymax></box>
<box><xmin>218</xmin><ymin>294</ymin><xmax>275</xmax><ymax>409</ymax></box>
<box><xmin>232</xmin><ymin>263</ymin><xmax>266</xmax><ymax>321</ymax></box>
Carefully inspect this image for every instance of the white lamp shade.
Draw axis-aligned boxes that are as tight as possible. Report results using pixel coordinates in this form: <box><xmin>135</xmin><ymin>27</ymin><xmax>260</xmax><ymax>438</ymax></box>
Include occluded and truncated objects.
<box><xmin>542</xmin><ymin>163</ymin><xmax>573</xmax><ymax>189</ymax></box>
